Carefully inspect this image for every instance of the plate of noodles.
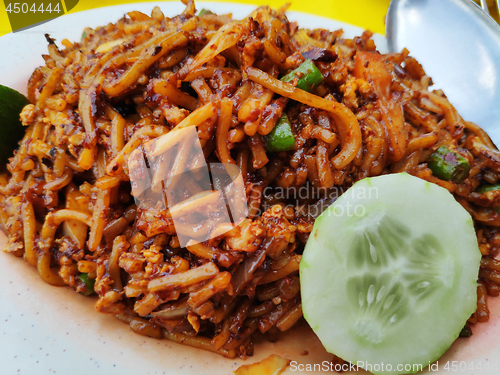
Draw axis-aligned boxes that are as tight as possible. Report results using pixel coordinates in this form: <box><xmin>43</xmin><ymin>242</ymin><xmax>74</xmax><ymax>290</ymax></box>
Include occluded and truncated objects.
<box><xmin>0</xmin><ymin>1</ymin><xmax>500</xmax><ymax>374</ymax></box>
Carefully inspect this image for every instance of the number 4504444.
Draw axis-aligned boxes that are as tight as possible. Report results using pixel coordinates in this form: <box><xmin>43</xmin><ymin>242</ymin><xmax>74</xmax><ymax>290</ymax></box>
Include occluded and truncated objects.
<box><xmin>442</xmin><ymin>361</ymin><xmax>498</xmax><ymax>371</ymax></box>
<box><xmin>6</xmin><ymin>3</ymin><xmax>61</xmax><ymax>13</ymax></box>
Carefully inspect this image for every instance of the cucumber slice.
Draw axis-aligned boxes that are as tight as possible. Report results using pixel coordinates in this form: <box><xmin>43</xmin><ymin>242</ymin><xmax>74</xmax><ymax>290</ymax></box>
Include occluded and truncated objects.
<box><xmin>300</xmin><ymin>173</ymin><xmax>480</xmax><ymax>375</ymax></box>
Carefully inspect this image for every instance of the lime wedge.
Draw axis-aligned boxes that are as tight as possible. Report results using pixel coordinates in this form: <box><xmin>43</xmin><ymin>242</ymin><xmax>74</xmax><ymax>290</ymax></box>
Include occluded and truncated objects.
<box><xmin>0</xmin><ymin>84</ymin><xmax>30</xmax><ymax>165</ymax></box>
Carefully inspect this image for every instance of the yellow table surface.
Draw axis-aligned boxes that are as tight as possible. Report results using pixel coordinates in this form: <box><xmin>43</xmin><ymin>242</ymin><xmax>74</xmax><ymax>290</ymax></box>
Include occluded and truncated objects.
<box><xmin>0</xmin><ymin>0</ymin><xmax>391</xmax><ymax>38</ymax></box>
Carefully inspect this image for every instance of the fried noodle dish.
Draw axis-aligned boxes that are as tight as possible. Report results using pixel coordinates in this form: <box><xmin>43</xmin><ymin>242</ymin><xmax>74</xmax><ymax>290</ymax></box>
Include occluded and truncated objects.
<box><xmin>1</xmin><ymin>0</ymin><xmax>500</xmax><ymax>359</ymax></box>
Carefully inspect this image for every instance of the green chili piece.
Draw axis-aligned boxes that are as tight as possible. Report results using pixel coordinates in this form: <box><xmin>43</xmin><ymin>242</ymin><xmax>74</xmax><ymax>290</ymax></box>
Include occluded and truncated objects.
<box><xmin>78</xmin><ymin>273</ymin><xmax>95</xmax><ymax>296</ymax></box>
<box><xmin>459</xmin><ymin>322</ymin><xmax>472</xmax><ymax>337</ymax></box>
<box><xmin>264</xmin><ymin>114</ymin><xmax>295</xmax><ymax>152</ymax></box>
<box><xmin>198</xmin><ymin>9</ymin><xmax>213</xmax><ymax>16</ymax></box>
<box><xmin>478</xmin><ymin>184</ymin><xmax>500</xmax><ymax>214</ymax></box>
<box><xmin>427</xmin><ymin>146</ymin><xmax>470</xmax><ymax>183</ymax></box>
<box><xmin>280</xmin><ymin>60</ymin><xmax>324</xmax><ymax>92</ymax></box>
<box><xmin>479</xmin><ymin>184</ymin><xmax>500</xmax><ymax>194</ymax></box>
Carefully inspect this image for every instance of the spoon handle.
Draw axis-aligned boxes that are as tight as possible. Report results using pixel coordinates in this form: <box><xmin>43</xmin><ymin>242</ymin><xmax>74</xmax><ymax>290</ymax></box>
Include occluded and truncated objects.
<box><xmin>480</xmin><ymin>0</ymin><xmax>490</xmax><ymax>13</ymax></box>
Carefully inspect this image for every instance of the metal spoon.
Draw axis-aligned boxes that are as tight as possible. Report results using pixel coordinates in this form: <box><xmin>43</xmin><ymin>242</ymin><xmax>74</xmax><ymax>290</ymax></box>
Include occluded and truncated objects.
<box><xmin>386</xmin><ymin>0</ymin><xmax>500</xmax><ymax>145</ymax></box>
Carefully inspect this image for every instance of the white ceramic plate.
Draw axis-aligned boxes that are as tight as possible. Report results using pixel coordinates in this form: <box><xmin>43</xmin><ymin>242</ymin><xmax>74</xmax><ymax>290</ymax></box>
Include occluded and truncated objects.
<box><xmin>0</xmin><ymin>3</ymin><xmax>498</xmax><ymax>374</ymax></box>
